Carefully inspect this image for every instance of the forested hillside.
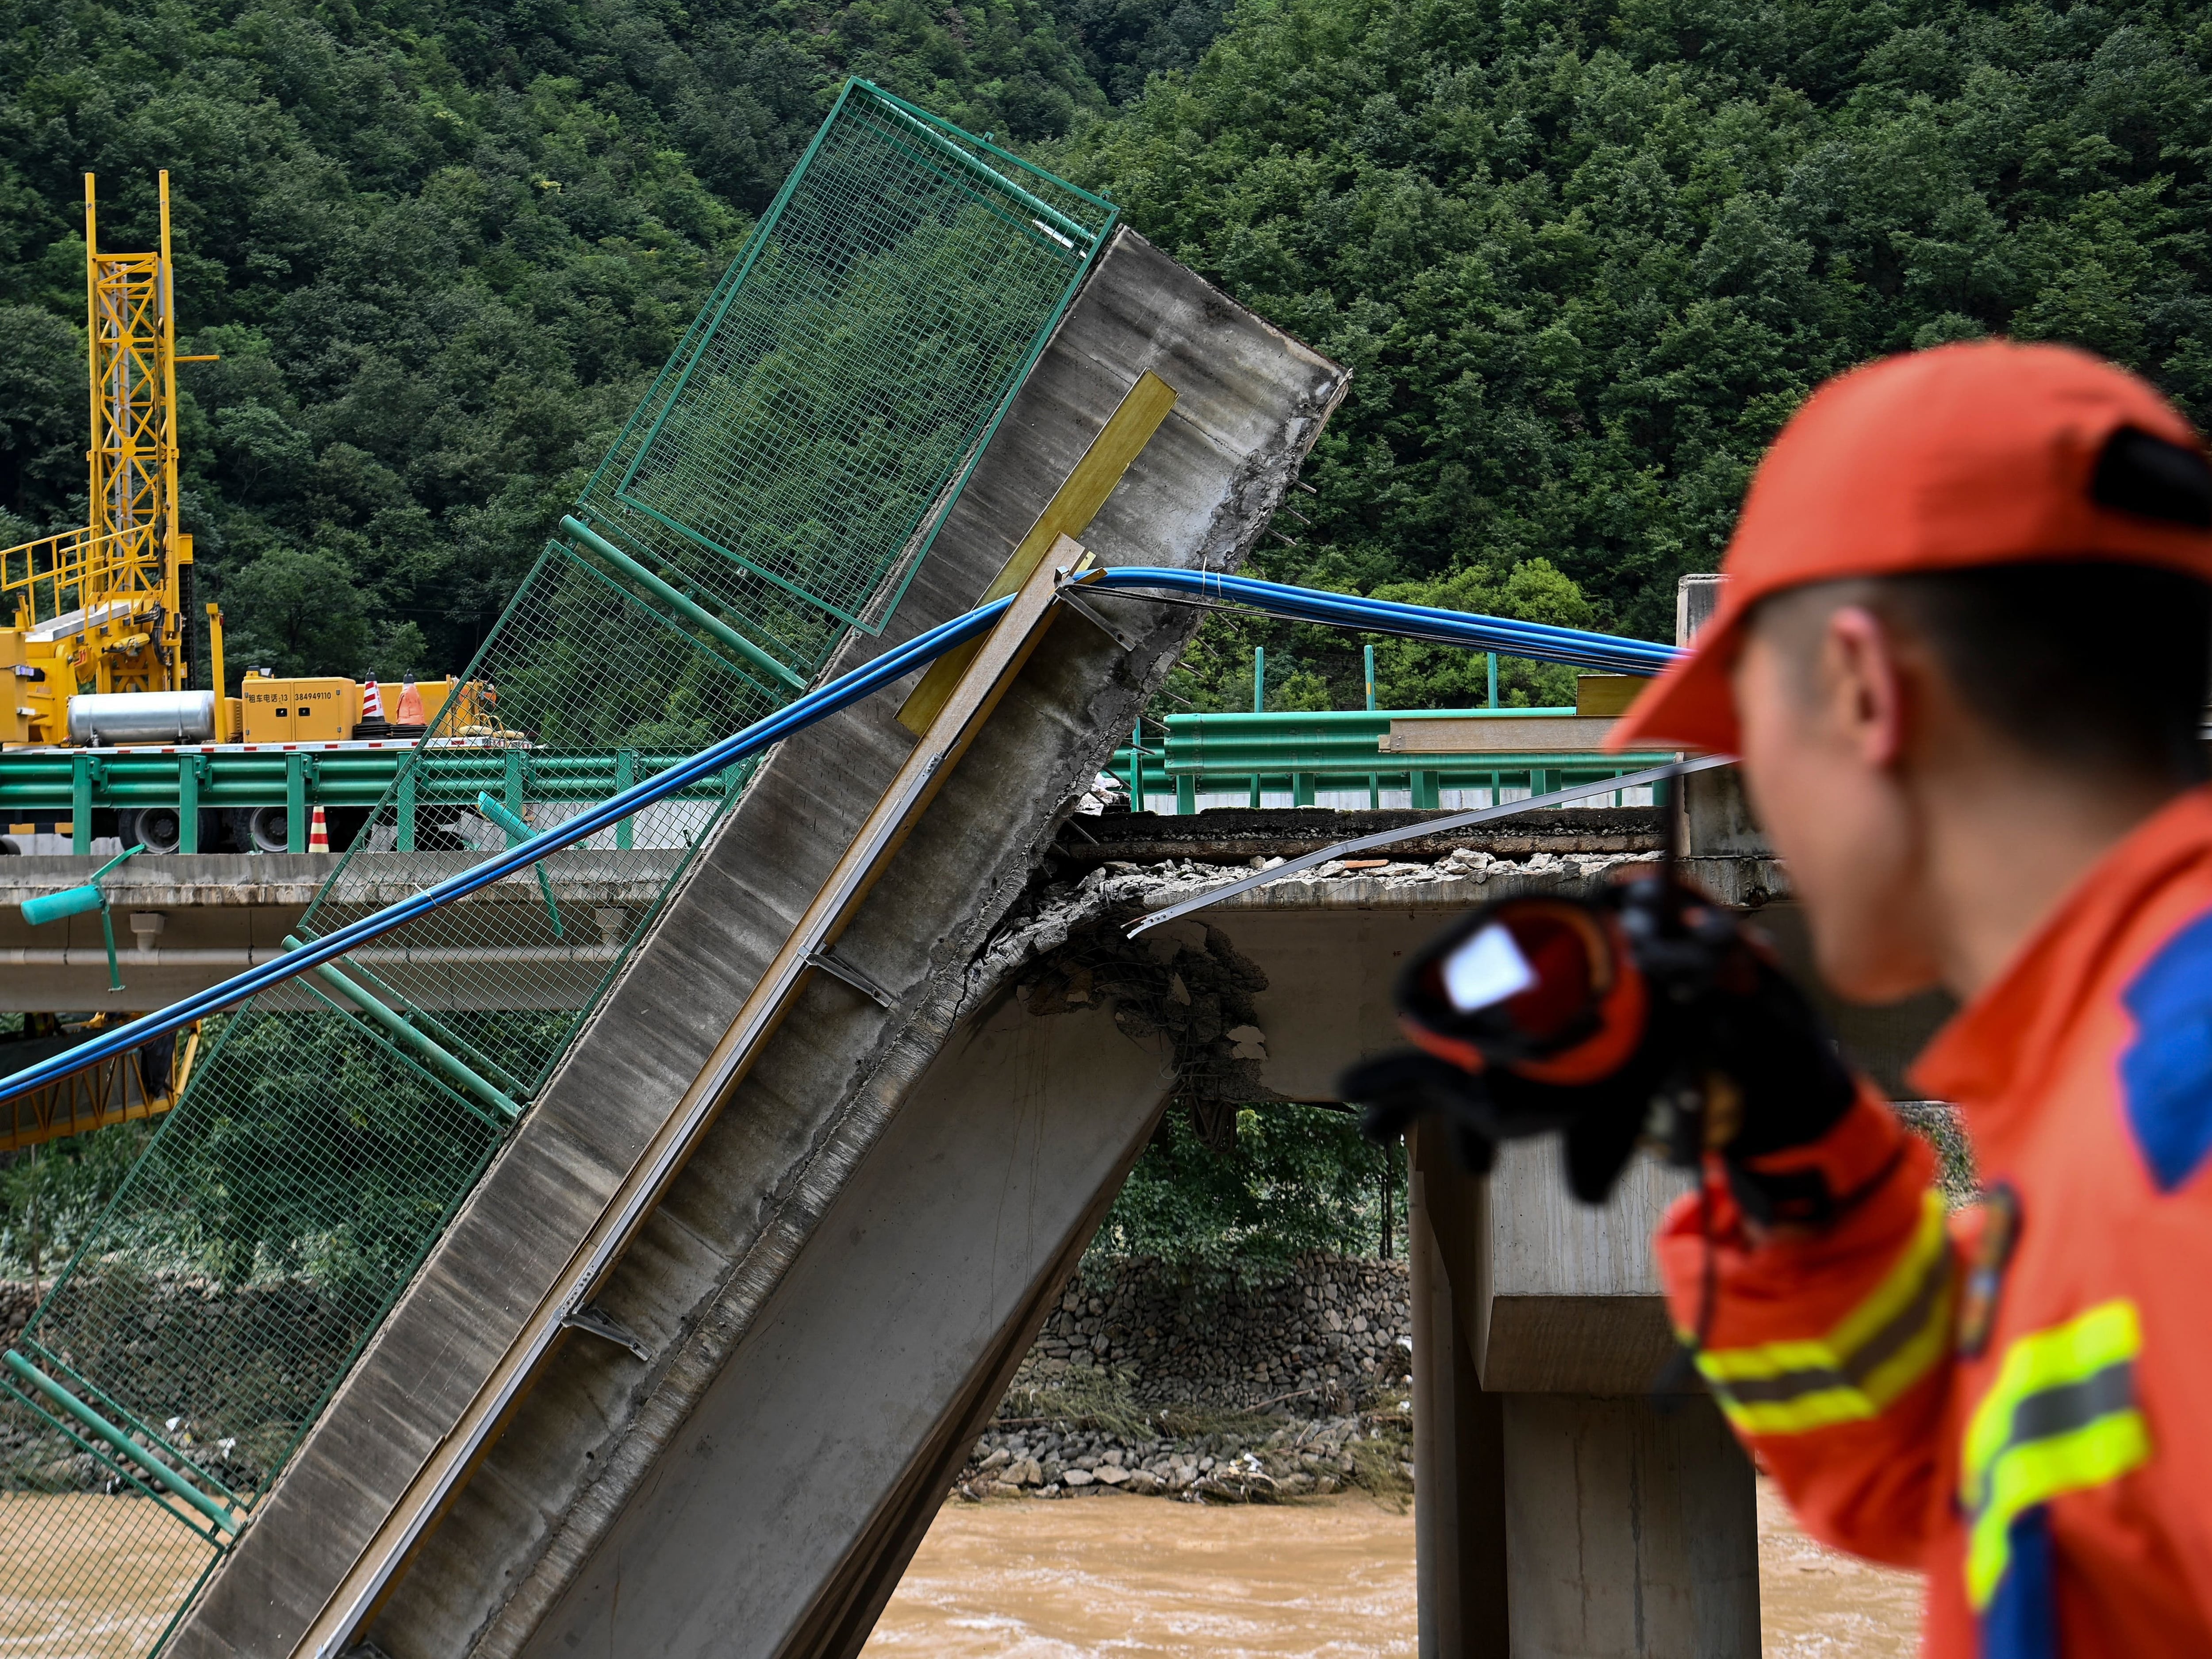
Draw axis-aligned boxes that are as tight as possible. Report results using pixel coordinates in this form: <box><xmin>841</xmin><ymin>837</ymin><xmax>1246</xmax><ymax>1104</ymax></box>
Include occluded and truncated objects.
<box><xmin>0</xmin><ymin>0</ymin><xmax>1207</xmax><ymax>678</ymax></box>
<box><xmin>1055</xmin><ymin>0</ymin><xmax>2212</xmax><ymax>706</ymax></box>
<box><xmin>1</xmin><ymin>0</ymin><xmax>2208</xmax><ymax>704</ymax></box>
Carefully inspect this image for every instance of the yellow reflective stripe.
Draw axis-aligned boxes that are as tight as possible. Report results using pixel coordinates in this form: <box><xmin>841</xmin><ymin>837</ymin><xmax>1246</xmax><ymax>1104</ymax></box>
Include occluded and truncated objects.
<box><xmin>1697</xmin><ymin>1189</ymin><xmax>1949</xmax><ymax>1383</ymax></box>
<box><xmin>1692</xmin><ymin>1189</ymin><xmax>1953</xmax><ymax>1436</ymax></box>
<box><xmin>1961</xmin><ymin>1300</ymin><xmax>2140</xmax><ymax>1511</ymax></box>
<box><xmin>1959</xmin><ymin>1299</ymin><xmax>2151</xmax><ymax>1612</ymax></box>
<box><xmin>1965</xmin><ymin>1406</ymin><xmax>2150</xmax><ymax>1609</ymax></box>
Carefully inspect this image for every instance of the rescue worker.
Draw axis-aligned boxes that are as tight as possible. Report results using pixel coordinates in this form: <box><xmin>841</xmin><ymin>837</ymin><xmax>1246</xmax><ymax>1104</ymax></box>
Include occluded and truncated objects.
<box><xmin>1357</xmin><ymin>340</ymin><xmax>2212</xmax><ymax>1655</ymax></box>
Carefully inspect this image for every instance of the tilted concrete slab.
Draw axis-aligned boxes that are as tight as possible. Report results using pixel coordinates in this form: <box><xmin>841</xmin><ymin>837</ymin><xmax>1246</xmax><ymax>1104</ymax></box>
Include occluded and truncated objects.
<box><xmin>510</xmin><ymin>996</ymin><xmax>1175</xmax><ymax>1659</ymax></box>
<box><xmin>162</xmin><ymin>228</ymin><xmax>1345</xmax><ymax>1659</ymax></box>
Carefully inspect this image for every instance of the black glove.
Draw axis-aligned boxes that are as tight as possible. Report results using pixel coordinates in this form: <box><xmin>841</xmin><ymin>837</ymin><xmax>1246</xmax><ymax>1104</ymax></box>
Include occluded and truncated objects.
<box><xmin>1339</xmin><ymin>1047</ymin><xmax>1652</xmax><ymax>1203</ymax></box>
<box><xmin>1342</xmin><ymin>871</ymin><xmax>1859</xmax><ymax>1220</ymax></box>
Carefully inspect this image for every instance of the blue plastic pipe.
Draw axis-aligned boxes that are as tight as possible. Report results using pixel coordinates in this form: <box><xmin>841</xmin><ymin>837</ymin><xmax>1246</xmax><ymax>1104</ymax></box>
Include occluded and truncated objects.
<box><xmin>1079</xmin><ymin>568</ymin><xmax>1680</xmax><ymax>676</ymax></box>
<box><xmin>0</xmin><ymin>573</ymin><xmax>1675</xmax><ymax>1106</ymax></box>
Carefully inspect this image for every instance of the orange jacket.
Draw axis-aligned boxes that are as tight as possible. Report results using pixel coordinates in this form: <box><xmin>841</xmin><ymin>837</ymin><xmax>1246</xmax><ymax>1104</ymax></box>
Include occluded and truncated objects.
<box><xmin>1656</xmin><ymin>786</ymin><xmax>2212</xmax><ymax>1656</ymax></box>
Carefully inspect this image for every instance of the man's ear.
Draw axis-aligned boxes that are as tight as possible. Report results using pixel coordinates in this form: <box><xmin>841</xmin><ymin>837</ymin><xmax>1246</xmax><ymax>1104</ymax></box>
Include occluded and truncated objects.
<box><xmin>1820</xmin><ymin>605</ymin><xmax>1909</xmax><ymax>769</ymax></box>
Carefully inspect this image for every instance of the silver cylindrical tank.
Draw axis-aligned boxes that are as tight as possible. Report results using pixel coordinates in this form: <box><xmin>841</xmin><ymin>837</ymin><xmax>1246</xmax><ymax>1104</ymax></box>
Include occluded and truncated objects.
<box><xmin>67</xmin><ymin>690</ymin><xmax>218</xmax><ymax>746</ymax></box>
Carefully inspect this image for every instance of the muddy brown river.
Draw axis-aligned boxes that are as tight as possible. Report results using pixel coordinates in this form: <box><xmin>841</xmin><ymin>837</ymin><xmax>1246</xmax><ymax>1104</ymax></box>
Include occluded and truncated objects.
<box><xmin>863</xmin><ymin>1480</ymin><xmax>1921</xmax><ymax>1657</ymax></box>
<box><xmin>0</xmin><ymin>1481</ymin><xmax>1917</xmax><ymax>1655</ymax></box>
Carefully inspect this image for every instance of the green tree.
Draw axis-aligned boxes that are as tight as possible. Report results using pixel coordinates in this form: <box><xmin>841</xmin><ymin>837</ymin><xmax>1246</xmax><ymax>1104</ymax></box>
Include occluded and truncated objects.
<box><xmin>218</xmin><ymin>546</ymin><xmax>372</xmax><ymax>676</ymax></box>
<box><xmin>0</xmin><ymin>303</ymin><xmax>84</xmax><ymax>531</ymax></box>
<box><xmin>1053</xmin><ymin>0</ymin><xmax>2212</xmax><ymax>702</ymax></box>
<box><xmin>1093</xmin><ymin>1103</ymin><xmax>1402</xmax><ymax>1283</ymax></box>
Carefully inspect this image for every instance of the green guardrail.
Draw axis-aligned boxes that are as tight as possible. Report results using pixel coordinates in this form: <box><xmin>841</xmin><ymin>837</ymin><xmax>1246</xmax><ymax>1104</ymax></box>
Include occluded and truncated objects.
<box><xmin>1106</xmin><ymin>707</ymin><xmax>1676</xmax><ymax>812</ymax></box>
<box><xmin>0</xmin><ymin>746</ymin><xmax>729</xmax><ymax>854</ymax></box>
<box><xmin>0</xmin><ymin>709</ymin><xmax>1669</xmax><ymax>853</ymax></box>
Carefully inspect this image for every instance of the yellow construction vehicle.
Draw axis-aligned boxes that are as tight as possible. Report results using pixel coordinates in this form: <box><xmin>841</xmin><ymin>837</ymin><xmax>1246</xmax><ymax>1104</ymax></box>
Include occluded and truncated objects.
<box><xmin>0</xmin><ymin>175</ymin><xmax>492</xmax><ymax>856</ymax></box>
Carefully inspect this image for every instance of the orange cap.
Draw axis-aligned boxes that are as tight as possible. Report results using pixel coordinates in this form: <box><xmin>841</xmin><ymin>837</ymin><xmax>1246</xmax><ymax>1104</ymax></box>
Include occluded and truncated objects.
<box><xmin>1609</xmin><ymin>342</ymin><xmax>2212</xmax><ymax>754</ymax></box>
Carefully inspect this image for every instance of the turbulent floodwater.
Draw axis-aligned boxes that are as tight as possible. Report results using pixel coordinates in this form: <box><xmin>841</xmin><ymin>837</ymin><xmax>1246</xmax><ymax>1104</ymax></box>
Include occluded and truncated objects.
<box><xmin>1756</xmin><ymin>1479</ymin><xmax>1924</xmax><ymax>1659</ymax></box>
<box><xmin>0</xmin><ymin>1480</ymin><xmax>1918</xmax><ymax>1656</ymax></box>
<box><xmin>0</xmin><ymin>1493</ymin><xmax>214</xmax><ymax>1657</ymax></box>
<box><xmin>863</xmin><ymin>1493</ymin><xmax>1419</xmax><ymax>1657</ymax></box>
<box><xmin>864</xmin><ymin>1481</ymin><xmax>1923</xmax><ymax>1658</ymax></box>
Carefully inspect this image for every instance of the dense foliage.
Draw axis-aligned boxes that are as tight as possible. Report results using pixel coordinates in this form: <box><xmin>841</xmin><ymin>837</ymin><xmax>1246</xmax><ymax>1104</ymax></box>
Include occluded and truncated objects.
<box><xmin>5</xmin><ymin>0</ymin><xmax>2207</xmax><ymax>696</ymax></box>
<box><xmin>1090</xmin><ymin>1102</ymin><xmax>1404</xmax><ymax>1282</ymax></box>
<box><xmin>0</xmin><ymin>0</ymin><xmax>1205</xmax><ymax>679</ymax></box>
<box><xmin>1058</xmin><ymin>0</ymin><xmax>2212</xmax><ymax>706</ymax></box>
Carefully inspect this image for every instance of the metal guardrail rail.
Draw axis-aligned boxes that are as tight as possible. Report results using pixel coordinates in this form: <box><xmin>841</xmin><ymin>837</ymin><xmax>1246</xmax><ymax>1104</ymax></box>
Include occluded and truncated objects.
<box><xmin>1105</xmin><ymin>707</ymin><xmax>1676</xmax><ymax>811</ymax></box>
<box><xmin>0</xmin><ymin>746</ymin><xmax>733</xmax><ymax>853</ymax></box>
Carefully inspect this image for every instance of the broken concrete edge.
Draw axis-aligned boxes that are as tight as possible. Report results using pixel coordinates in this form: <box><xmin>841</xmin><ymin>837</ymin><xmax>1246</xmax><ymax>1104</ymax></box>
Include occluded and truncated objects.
<box><xmin>974</xmin><ymin>849</ymin><xmax>1676</xmax><ymax>980</ymax></box>
<box><xmin>1053</xmin><ymin>804</ymin><xmax>1666</xmax><ymax>869</ymax></box>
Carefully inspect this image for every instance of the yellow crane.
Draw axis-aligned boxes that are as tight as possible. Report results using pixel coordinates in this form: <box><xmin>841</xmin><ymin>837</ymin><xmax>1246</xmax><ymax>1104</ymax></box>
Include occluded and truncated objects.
<box><xmin>0</xmin><ymin>171</ymin><xmax>221</xmax><ymax>745</ymax></box>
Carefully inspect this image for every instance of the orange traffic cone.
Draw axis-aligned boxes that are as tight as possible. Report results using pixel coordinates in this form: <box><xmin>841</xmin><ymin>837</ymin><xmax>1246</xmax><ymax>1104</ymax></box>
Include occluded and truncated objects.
<box><xmin>308</xmin><ymin>805</ymin><xmax>330</xmax><ymax>853</ymax></box>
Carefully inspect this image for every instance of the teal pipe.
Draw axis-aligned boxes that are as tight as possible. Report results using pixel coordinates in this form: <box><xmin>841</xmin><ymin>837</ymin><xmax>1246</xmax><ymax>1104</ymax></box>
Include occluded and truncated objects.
<box><xmin>20</xmin><ymin>884</ymin><xmax>104</xmax><ymax>927</ymax></box>
<box><xmin>477</xmin><ymin>793</ymin><xmax>565</xmax><ymax>940</ymax></box>
<box><xmin>3</xmin><ymin>1351</ymin><xmax>237</xmax><ymax>1536</ymax></box>
<box><xmin>284</xmin><ymin>937</ymin><xmax>522</xmax><ymax>1122</ymax></box>
<box><xmin>560</xmin><ymin>517</ymin><xmax>805</xmax><ymax>691</ymax></box>
<box><xmin>334</xmin><ymin>955</ymin><xmax>530</xmax><ymax>1100</ymax></box>
<box><xmin>21</xmin><ymin>844</ymin><xmax>142</xmax><ymax>991</ymax></box>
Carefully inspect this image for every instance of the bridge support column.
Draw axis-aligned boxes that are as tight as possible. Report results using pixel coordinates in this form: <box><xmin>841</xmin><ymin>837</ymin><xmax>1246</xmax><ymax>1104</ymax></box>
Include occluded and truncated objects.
<box><xmin>1501</xmin><ymin>1393</ymin><xmax>1758</xmax><ymax>1659</ymax></box>
<box><xmin>1410</xmin><ymin>1127</ymin><xmax>1760</xmax><ymax>1658</ymax></box>
<box><xmin>1409</xmin><ymin>1123</ymin><xmax>1509</xmax><ymax>1657</ymax></box>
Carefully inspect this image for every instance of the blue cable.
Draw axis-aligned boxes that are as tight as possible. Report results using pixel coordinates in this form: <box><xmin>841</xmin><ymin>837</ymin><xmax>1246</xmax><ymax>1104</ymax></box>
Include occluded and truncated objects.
<box><xmin>0</xmin><ymin>572</ymin><xmax>1675</xmax><ymax>1105</ymax></box>
<box><xmin>1082</xmin><ymin>568</ymin><xmax>1681</xmax><ymax>675</ymax></box>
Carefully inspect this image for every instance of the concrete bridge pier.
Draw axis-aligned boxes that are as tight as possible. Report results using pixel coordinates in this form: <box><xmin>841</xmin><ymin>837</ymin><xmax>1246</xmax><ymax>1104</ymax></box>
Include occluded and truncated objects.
<box><xmin>1407</xmin><ymin>1126</ymin><xmax>1759</xmax><ymax>1659</ymax></box>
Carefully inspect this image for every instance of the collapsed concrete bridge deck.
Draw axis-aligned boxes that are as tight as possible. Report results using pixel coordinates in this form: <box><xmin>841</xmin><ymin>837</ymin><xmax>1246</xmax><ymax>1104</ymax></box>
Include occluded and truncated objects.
<box><xmin>335</xmin><ymin>818</ymin><xmax>1944</xmax><ymax>1659</ymax></box>
<box><xmin>157</xmin><ymin>227</ymin><xmax>1359</xmax><ymax>1659</ymax></box>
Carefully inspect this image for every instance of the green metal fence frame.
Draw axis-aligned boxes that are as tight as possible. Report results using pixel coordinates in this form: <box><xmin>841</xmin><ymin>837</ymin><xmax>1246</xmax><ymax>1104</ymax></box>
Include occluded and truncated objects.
<box><xmin>597</xmin><ymin>79</ymin><xmax>1119</xmax><ymax>641</ymax></box>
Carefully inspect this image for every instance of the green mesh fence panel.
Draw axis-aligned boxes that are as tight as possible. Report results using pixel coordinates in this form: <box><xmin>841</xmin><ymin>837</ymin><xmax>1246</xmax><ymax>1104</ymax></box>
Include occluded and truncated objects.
<box><xmin>576</xmin><ymin>79</ymin><xmax>1118</xmax><ymax>655</ymax></box>
<box><xmin>0</xmin><ymin>82</ymin><xmax>1114</xmax><ymax>1655</ymax></box>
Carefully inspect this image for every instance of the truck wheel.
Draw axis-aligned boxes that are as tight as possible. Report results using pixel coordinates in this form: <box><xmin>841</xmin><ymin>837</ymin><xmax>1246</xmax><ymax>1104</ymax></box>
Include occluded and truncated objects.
<box><xmin>225</xmin><ymin>806</ymin><xmax>291</xmax><ymax>854</ymax></box>
<box><xmin>118</xmin><ymin>806</ymin><xmax>185</xmax><ymax>854</ymax></box>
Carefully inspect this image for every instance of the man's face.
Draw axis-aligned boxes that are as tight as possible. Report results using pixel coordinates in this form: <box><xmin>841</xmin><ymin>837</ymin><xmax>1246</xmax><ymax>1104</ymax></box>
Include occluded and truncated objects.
<box><xmin>1730</xmin><ymin>611</ymin><xmax>1941</xmax><ymax>1003</ymax></box>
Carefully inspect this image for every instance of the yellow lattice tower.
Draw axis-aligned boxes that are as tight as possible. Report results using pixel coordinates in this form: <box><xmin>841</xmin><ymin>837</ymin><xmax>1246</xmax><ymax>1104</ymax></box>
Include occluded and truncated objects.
<box><xmin>81</xmin><ymin>169</ymin><xmax>189</xmax><ymax>695</ymax></box>
<box><xmin>0</xmin><ymin>172</ymin><xmax>198</xmax><ymax>734</ymax></box>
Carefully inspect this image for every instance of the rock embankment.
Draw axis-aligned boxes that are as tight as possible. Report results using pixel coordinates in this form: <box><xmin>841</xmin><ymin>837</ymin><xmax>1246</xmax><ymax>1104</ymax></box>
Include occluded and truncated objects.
<box><xmin>959</xmin><ymin>1254</ymin><xmax>1414</xmax><ymax>1503</ymax></box>
<box><xmin>958</xmin><ymin>1410</ymin><xmax>1410</xmax><ymax>1503</ymax></box>
<box><xmin>1015</xmin><ymin>1254</ymin><xmax>1411</xmax><ymax>1412</ymax></box>
<box><xmin>0</xmin><ymin>1271</ymin><xmax>367</xmax><ymax>1494</ymax></box>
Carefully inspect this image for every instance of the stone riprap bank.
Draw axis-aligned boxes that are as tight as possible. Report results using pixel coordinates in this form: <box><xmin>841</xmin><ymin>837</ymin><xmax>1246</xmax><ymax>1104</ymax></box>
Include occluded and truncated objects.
<box><xmin>1</xmin><ymin>1271</ymin><xmax>368</xmax><ymax>1494</ymax></box>
<box><xmin>1020</xmin><ymin>1252</ymin><xmax>1410</xmax><ymax>1409</ymax></box>
<box><xmin>962</xmin><ymin>1253</ymin><xmax>1416</xmax><ymax>1503</ymax></box>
